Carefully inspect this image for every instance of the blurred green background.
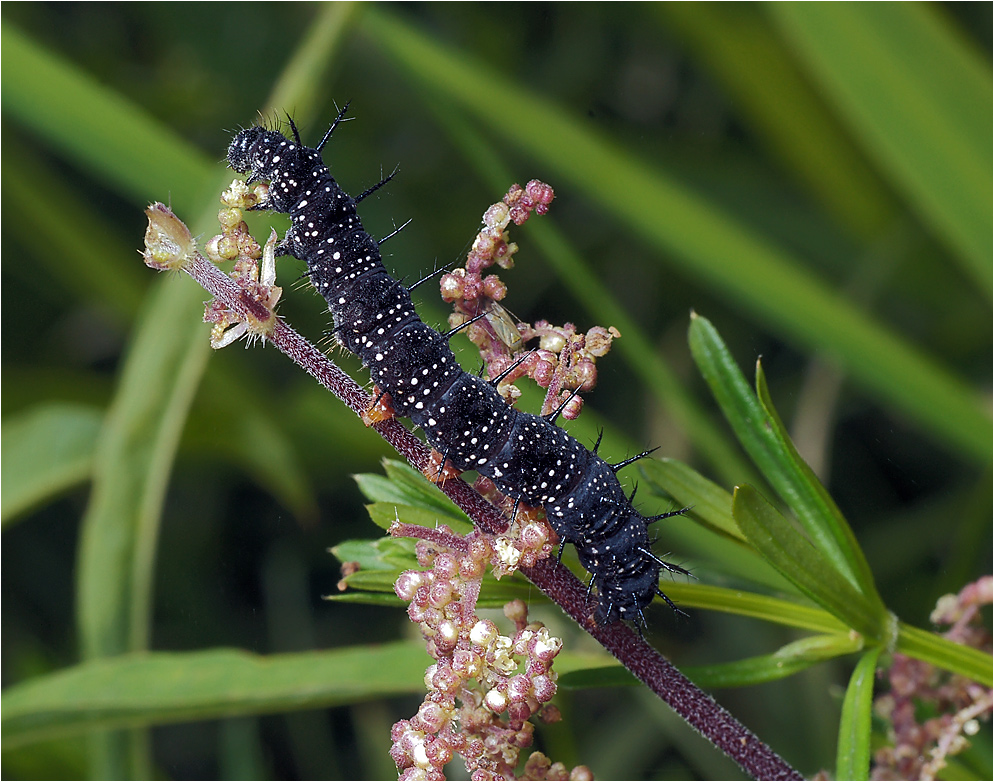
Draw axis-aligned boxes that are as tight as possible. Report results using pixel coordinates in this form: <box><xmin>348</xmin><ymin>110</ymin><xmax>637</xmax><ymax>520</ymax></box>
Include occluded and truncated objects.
<box><xmin>2</xmin><ymin>3</ymin><xmax>990</xmax><ymax>779</ymax></box>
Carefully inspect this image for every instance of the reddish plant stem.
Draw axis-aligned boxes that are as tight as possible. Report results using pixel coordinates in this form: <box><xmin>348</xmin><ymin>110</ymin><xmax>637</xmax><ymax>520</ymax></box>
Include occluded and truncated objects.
<box><xmin>179</xmin><ymin>252</ymin><xmax>802</xmax><ymax>780</ymax></box>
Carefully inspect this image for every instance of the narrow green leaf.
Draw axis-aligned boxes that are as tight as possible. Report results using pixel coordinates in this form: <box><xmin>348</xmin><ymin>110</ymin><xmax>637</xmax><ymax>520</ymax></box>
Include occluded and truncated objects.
<box><xmin>661</xmin><ymin>582</ymin><xmax>849</xmax><ymax>635</ymax></box>
<box><xmin>354</xmin><ymin>460</ymin><xmax>470</xmax><ymax>519</ymax></box>
<box><xmin>331</xmin><ymin>538</ymin><xmax>416</xmax><ymax>572</ymax></box>
<box><xmin>771</xmin><ymin>3</ymin><xmax>992</xmax><ymax>290</ymax></box>
<box><xmin>635</xmin><ymin>458</ymin><xmax>803</xmax><ymax>595</ymax></box>
<box><xmin>689</xmin><ymin>311</ymin><xmax>883</xmax><ymax>609</ymax></box>
<box><xmin>259</xmin><ymin>3</ymin><xmax>359</xmax><ymax>122</ymax></box>
<box><xmin>637</xmin><ymin>458</ymin><xmax>746</xmax><ymax>544</ymax></box>
<box><xmin>361</xmin><ymin>8</ymin><xmax>991</xmax><ymax>464</ymax></box>
<box><xmin>77</xmin><ymin>275</ymin><xmax>211</xmax><ymax>661</ymax></box>
<box><xmin>333</xmin><ymin>570</ymin><xmax>405</xmax><ymax>595</ymax></box>
<box><xmin>896</xmin><ymin>622</ymin><xmax>992</xmax><ymax>687</ymax></box>
<box><xmin>560</xmin><ymin>633</ymin><xmax>862</xmax><ymax>691</ymax></box>
<box><xmin>365</xmin><ymin>502</ymin><xmax>472</xmax><ymax>536</ymax></box>
<box><xmin>755</xmin><ymin>363</ymin><xmax>882</xmax><ymax>605</ymax></box>
<box><xmin>685</xmin><ymin>632</ymin><xmax>864</xmax><ymax>690</ymax></box>
<box><xmin>688</xmin><ymin>314</ymin><xmax>852</xmax><ymax>574</ymax></box>
<box><xmin>732</xmin><ymin>485</ymin><xmax>891</xmax><ymax>640</ymax></box>
<box><xmin>558</xmin><ymin>666</ymin><xmax>639</xmax><ymax>690</ymax></box>
<box><xmin>1</xmin><ymin>404</ymin><xmax>103</xmax><ymax>526</ymax></box>
<box><xmin>1</xmin><ymin>643</ymin><xmax>431</xmax><ymax>749</ymax></box>
<box><xmin>382</xmin><ymin>459</ymin><xmax>473</xmax><ymax>516</ymax></box>
<box><xmin>836</xmin><ymin>646</ymin><xmax>883</xmax><ymax>781</ymax></box>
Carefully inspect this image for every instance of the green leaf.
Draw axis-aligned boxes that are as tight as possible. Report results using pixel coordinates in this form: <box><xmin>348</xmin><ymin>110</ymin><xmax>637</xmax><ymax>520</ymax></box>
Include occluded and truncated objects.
<box><xmin>335</xmin><ymin>569</ymin><xmax>406</xmax><ymax>594</ymax></box>
<box><xmin>836</xmin><ymin>646</ymin><xmax>883</xmax><ymax>781</ymax></box>
<box><xmin>637</xmin><ymin>458</ymin><xmax>746</xmax><ymax>544</ymax></box>
<box><xmin>560</xmin><ymin>633</ymin><xmax>863</xmax><ymax>691</ymax></box>
<box><xmin>76</xmin><ymin>276</ymin><xmax>211</xmax><ymax>662</ymax></box>
<box><xmin>354</xmin><ymin>459</ymin><xmax>470</xmax><ymax>520</ymax></box>
<box><xmin>689</xmin><ymin>311</ymin><xmax>879</xmax><ymax>601</ymax></box>
<box><xmin>685</xmin><ymin>633</ymin><xmax>864</xmax><ymax>690</ymax></box>
<box><xmin>384</xmin><ymin>460</ymin><xmax>474</xmax><ymax>515</ymax></box>
<box><xmin>771</xmin><ymin>3</ymin><xmax>992</xmax><ymax>291</ymax></box>
<box><xmin>732</xmin><ymin>485</ymin><xmax>892</xmax><ymax>641</ymax></box>
<box><xmin>896</xmin><ymin>622</ymin><xmax>992</xmax><ymax>688</ymax></box>
<box><xmin>361</xmin><ymin>8</ymin><xmax>991</xmax><ymax>464</ymax></box>
<box><xmin>755</xmin><ymin>362</ymin><xmax>881</xmax><ymax>604</ymax></box>
<box><xmin>365</xmin><ymin>502</ymin><xmax>471</xmax><ymax>535</ymax></box>
<box><xmin>331</xmin><ymin>537</ymin><xmax>416</xmax><ymax>572</ymax></box>
<box><xmin>636</xmin><ymin>458</ymin><xmax>803</xmax><ymax>595</ymax></box>
<box><xmin>1</xmin><ymin>404</ymin><xmax>103</xmax><ymax>527</ymax></box>
<box><xmin>1</xmin><ymin>643</ymin><xmax>431</xmax><ymax>749</ymax></box>
<box><xmin>661</xmin><ymin>582</ymin><xmax>848</xmax><ymax>635</ymax></box>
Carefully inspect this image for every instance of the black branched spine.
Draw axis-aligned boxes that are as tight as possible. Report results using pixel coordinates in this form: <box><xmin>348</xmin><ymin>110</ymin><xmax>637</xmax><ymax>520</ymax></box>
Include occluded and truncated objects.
<box><xmin>227</xmin><ymin>119</ymin><xmax>687</xmax><ymax>624</ymax></box>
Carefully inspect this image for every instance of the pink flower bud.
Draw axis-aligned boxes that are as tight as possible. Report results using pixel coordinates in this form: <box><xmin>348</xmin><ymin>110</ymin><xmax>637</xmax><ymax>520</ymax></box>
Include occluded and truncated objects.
<box><xmin>507</xmin><ymin>674</ymin><xmax>532</xmax><ymax>703</ymax></box>
<box><xmin>484</xmin><ymin>689</ymin><xmax>508</xmax><ymax>714</ymax></box>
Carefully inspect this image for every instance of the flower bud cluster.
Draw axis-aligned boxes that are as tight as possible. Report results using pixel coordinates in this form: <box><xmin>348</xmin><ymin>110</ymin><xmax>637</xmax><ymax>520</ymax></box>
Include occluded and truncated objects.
<box><xmin>871</xmin><ymin>576</ymin><xmax>992</xmax><ymax>780</ymax></box>
<box><xmin>438</xmin><ymin>180</ymin><xmax>618</xmax><ymax>419</ymax></box>
<box><xmin>389</xmin><ymin>521</ymin><xmax>588</xmax><ymax>780</ymax></box>
<box><xmin>202</xmin><ymin>181</ymin><xmax>282</xmax><ymax>348</ymax></box>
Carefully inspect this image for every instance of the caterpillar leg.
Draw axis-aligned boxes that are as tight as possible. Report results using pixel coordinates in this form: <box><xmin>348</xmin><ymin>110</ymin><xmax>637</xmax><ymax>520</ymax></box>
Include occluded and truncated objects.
<box><xmin>362</xmin><ymin>386</ymin><xmax>397</xmax><ymax>426</ymax></box>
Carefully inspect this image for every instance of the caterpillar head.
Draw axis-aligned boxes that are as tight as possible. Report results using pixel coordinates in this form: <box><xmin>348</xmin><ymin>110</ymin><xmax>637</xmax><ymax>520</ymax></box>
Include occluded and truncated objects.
<box><xmin>227</xmin><ymin>127</ymin><xmax>298</xmax><ymax>185</ymax></box>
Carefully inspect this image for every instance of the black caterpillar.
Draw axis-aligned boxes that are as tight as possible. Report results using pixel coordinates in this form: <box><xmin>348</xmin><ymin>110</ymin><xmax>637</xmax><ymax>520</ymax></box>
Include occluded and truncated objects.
<box><xmin>227</xmin><ymin>108</ymin><xmax>689</xmax><ymax>624</ymax></box>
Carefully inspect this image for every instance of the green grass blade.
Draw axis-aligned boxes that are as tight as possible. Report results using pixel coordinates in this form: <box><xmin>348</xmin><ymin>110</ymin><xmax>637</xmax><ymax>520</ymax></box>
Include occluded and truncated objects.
<box><xmin>835</xmin><ymin>646</ymin><xmax>882</xmax><ymax>781</ymax></box>
<box><xmin>331</xmin><ymin>537</ymin><xmax>417</xmax><ymax>572</ymax></box>
<box><xmin>3</xmin><ymin>145</ymin><xmax>149</xmax><ymax>321</ymax></box>
<box><xmin>635</xmin><ymin>458</ymin><xmax>805</xmax><ymax>596</ymax></box>
<box><xmin>1</xmin><ymin>643</ymin><xmax>431</xmax><ymax>750</ymax></box>
<box><xmin>76</xmin><ymin>277</ymin><xmax>212</xmax><ymax>658</ymax></box>
<box><xmin>74</xmin><ymin>277</ymin><xmax>211</xmax><ymax>778</ymax></box>
<box><xmin>0</xmin><ymin>23</ymin><xmax>213</xmax><ymax>207</ymax></box>
<box><xmin>360</xmin><ymin>8</ymin><xmax>991</xmax><ymax>464</ymax></box>
<box><xmin>1</xmin><ymin>404</ymin><xmax>103</xmax><ymax>527</ymax></box>
<box><xmin>353</xmin><ymin>460</ymin><xmax>471</xmax><ymax>520</ymax></box>
<box><xmin>365</xmin><ymin>502</ymin><xmax>470</xmax><ymax>535</ymax></box>
<box><xmin>260</xmin><ymin>3</ymin><xmax>359</xmax><ymax>120</ymax></box>
<box><xmin>772</xmin><ymin>3</ymin><xmax>992</xmax><ymax>291</ymax></box>
<box><xmin>657</xmin><ymin>3</ymin><xmax>897</xmax><ymax>239</ymax></box>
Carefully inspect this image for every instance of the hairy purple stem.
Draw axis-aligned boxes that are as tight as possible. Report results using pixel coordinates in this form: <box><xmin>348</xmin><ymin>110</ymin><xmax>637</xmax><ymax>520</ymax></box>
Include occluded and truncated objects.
<box><xmin>179</xmin><ymin>251</ymin><xmax>801</xmax><ymax>780</ymax></box>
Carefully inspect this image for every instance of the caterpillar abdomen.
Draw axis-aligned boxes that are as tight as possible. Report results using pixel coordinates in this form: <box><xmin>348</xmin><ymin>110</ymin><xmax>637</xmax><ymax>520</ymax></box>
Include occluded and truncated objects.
<box><xmin>227</xmin><ymin>117</ymin><xmax>686</xmax><ymax>624</ymax></box>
